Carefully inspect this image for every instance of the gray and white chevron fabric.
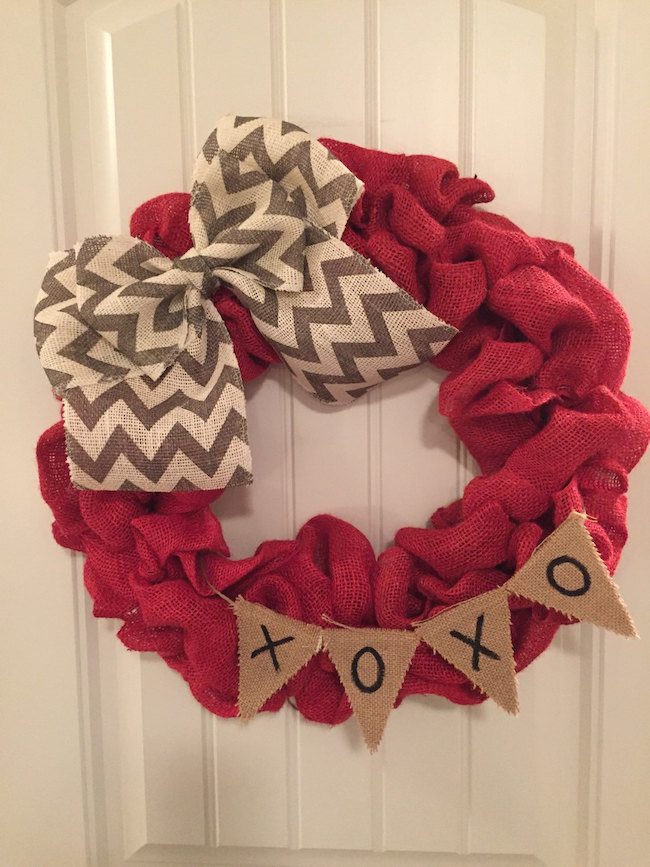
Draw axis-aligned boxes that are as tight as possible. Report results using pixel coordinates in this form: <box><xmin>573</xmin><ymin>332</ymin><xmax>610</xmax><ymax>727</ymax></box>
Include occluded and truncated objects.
<box><xmin>34</xmin><ymin>237</ymin><xmax>251</xmax><ymax>492</ymax></box>
<box><xmin>34</xmin><ymin>115</ymin><xmax>458</xmax><ymax>492</ymax></box>
<box><xmin>190</xmin><ymin>115</ymin><xmax>458</xmax><ymax>403</ymax></box>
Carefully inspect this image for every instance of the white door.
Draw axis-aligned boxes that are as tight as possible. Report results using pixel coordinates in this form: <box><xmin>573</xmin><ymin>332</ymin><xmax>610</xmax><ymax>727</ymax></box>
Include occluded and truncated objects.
<box><xmin>3</xmin><ymin>1</ymin><xmax>649</xmax><ymax>865</ymax></box>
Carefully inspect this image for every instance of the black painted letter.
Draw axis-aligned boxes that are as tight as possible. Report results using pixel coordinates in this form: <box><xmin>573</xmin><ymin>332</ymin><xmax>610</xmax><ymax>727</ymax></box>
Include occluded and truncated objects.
<box><xmin>351</xmin><ymin>646</ymin><xmax>385</xmax><ymax>693</ymax></box>
<box><xmin>450</xmin><ymin>614</ymin><xmax>500</xmax><ymax>672</ymax></box>
<box><xmin>546</xmin><ymin>556</ymin><xmax>591</xmax><ymax>597</ymax></box>
<box><xmin>251</xmin><ymin>624</ymin><xmax>295</xmax><ymax>672</ymax></box>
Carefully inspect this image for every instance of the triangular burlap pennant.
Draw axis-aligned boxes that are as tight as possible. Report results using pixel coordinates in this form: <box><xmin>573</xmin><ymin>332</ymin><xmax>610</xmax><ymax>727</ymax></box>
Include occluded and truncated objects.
<box><xmin>415</xmin><ymin>588</ymin><xmax>519</xmax><ymax>714</ymax></box>
<box><xmin>235</xmin><ymin>598</ymin><xmax>322</xmax><ymax>719</ymax></box>
<box><xmin>322</xmin><ymin>628</ymin><xmax>419</xmax><ymax>752</ymax></box>
<box><xmin>506</xmin><ymin>511</ymin><xmax>637</xmax><ymax>637</ymax></box>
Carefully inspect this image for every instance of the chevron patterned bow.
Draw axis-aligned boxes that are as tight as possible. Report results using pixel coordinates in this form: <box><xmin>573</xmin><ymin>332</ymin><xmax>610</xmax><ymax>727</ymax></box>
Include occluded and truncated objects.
<box><xmin>34</xmin><ymin>115</ymin><xmax>458</xmax><ymax>492</ymax></box>
<box><xmin>189</xmin><ymin>116</ymin><xmax>458</xmax><ymax>404</ymax></box>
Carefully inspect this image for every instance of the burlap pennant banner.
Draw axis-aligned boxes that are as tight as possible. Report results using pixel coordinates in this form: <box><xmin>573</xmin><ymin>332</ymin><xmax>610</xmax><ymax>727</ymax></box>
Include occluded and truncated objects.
<box><xmin>415</xmin><ymin>588</ymin><xmax>519</xmax><ymax>714</ymax></box>
<box><xmin>233</xmin><ymin>513</ymin><xmax>636</xmax><ymax>746</ymax></box>
<box><xmin>234</xmin><ymin>598</ymin><xmax>322</xmax><ymax>719</ymax></box>
<box><xmin>322</xmin><ymin>628</ymin><xmax>419</xmax><ymax>752</ymax></box>
<box><xmin>505</xmin><ymin>511</ymin><xmax>637</xmax><ymax>637</ymax></box>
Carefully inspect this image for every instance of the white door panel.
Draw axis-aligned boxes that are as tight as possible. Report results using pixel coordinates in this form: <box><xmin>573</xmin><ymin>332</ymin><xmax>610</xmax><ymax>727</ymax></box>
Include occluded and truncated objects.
<box><xmin>3</xmin><ymin>1</ymin><xmax>649</xmax><ymax>865</ymax></box>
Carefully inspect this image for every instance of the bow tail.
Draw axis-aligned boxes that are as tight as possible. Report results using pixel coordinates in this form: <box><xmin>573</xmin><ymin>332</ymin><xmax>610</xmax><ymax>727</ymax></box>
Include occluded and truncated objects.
<box><xmin>61</xmin><ymin>304</ymin><xmax>252</xmax><ymax>492</ymax></box>
<box><xmin>35</xmin><ymin>237</ymin><xmax>252</xmax><ymax>493</ymax></box>
<box><xmin>224</xmin><ymin>231</ymin><xmax>458</xmax><ymax>405</ymax></box>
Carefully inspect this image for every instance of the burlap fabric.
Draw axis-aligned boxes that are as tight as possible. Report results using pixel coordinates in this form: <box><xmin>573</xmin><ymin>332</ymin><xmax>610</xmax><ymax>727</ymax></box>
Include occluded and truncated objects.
<box><xmin>415</xmin><ymin>588</ymin><xmax>519</xmax><ymax>714</ymax></box>
<box><xmin>37</xmin><ymin>137</ymin><xmax>650</xmax><ymax>724</ymax></box>
<box><xmin>234</xmin><ymin>597</ymin><xmax>322</xmax><ymax>720</ymax></box>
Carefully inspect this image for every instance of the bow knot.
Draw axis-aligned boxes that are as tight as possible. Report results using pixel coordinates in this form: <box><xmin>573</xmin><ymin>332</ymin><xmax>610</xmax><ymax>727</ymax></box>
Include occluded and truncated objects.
<box><xmin>173</xmin><ymin>247</ymin><xmax>224</xmax><ymax>299</ymax></box>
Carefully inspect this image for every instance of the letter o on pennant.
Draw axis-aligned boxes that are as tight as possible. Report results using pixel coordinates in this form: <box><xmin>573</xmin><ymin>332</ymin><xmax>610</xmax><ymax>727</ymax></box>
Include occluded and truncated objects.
<box><xmin>351</xmin><ymin>646</ymin><xmax>385</xmax><ymax>694</ymax></box>
<box><xmin>546</xmin><ymin>555</ymin><xmax>591</xmax><ymax>597</ymax></box>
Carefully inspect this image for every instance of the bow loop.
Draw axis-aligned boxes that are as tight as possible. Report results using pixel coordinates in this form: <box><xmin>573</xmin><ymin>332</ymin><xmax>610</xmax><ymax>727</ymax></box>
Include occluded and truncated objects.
<box><xmin>200</xmin><ymin>116</ymin><xmax>364</xmax><ymax>237</ymax></box>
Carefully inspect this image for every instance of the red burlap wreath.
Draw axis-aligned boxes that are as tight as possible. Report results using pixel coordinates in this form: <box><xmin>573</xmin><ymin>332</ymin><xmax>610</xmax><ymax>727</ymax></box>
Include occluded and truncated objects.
<box><xmin>37</xmin><ymin>140</ymin><xmax>650</xmax><ymax>723</ymax></box>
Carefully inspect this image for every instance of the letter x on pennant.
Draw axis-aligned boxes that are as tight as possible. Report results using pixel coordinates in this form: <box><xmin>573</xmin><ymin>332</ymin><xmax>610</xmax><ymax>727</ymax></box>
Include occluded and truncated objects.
<box><xmin>251</xmin><ymin>625</ymin><xmax>295</xmax><ymax>672</ymax></box>
<box><xmin>414</xmin><ymin>588</ymin><xmax>519</xmax><ymax>714</ymax></box>
<box><xmin>450</xmin><ymin>614</ymin><xmax>500</xmax><ymax>671</ymax></box>
<box><xmin>234</xmin><ymin>598</ymin><xmax>323</xmax><ymax>720</ymax></box>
